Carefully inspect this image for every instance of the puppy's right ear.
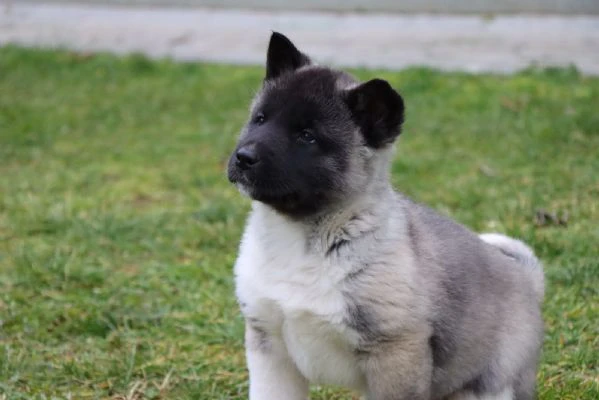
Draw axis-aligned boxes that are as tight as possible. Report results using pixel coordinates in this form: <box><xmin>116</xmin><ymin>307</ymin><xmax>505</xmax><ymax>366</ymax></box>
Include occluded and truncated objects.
<box><xmin>345</xmin><ymin>79</ymin><xmax>405</xmax><ymax>148</ymax></box>
<box><xmin>265</xmin><ymin>32</ymin><xmax>311</xmax><ymax>81</ymax></box>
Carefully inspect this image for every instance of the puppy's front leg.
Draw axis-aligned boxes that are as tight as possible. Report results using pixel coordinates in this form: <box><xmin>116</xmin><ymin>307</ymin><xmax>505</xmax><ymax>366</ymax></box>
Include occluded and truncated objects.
<box><xmin>245</xmin><ymin>323</ymin><xmax>309</xmax><ymax>400</ymax></box>
<box><xmin>361</xmin><ymin>336</ymin><xmax>432</xmax><ymax>400</ymax></box>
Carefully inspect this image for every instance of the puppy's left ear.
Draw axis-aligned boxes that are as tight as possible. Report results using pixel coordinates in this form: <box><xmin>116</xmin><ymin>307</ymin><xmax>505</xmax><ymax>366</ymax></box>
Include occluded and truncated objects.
<box><xmin>266</xmin><ymin>32</ymin><xmax>311</xmax><ymax>80</ymax></box>
<box><xmin>345</xmin><ymin>79</ymin><xmax>405</xmax><ymax>148</ymax></box>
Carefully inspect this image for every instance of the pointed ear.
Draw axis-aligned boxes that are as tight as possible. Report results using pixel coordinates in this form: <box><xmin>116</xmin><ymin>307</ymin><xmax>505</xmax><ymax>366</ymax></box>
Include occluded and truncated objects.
<box><xmin>345</xmin><ymin>79</ymin><xmax>405</xmax><ymax>148</ymax></box>
<box><xmin>265</xmin><ymin>32</ymin><xmax>311</xmax><ymax>80</ymax></box>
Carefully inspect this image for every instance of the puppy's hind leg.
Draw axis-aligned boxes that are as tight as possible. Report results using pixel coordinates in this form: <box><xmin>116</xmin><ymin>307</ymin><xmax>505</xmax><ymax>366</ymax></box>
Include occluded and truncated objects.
<box><xmin>512</xmin><ymin>363</ymin><xmax>537</xmax><ymax>400</ymax></box>
<box><xmin>447</xmin><ymin>387</ymin><xmax>514</xmax><ymax>400</ymax></box>
<box><xmin>360</xmin><ymin>334</ymin><xmax>433</xmax><ymax>400</ymax></box>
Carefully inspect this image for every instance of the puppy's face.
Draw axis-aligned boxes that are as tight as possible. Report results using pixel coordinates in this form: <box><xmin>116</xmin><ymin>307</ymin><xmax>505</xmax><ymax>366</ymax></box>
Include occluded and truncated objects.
<box><xmin>228</xmin><ymin>33</ymin><xmax>405</xmax><ymax>218</ymax></box>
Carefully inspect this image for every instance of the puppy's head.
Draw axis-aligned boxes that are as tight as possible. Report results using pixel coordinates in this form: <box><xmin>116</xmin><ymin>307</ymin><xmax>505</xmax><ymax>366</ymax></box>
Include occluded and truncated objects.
<box><xmin>228</xmin><ymin>32</ymin><xmax>404</xmax><ymax>218</ymax></box>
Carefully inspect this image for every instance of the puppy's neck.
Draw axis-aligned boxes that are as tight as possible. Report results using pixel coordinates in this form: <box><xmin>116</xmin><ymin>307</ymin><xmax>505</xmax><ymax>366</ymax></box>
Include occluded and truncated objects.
<box><xmin>314</xmin><ymin>183</ymin><xmax>395</xmax><ymax>248</ymax></box>
<box><xmin>253</xmin><ymin>182</ymin><xmax>396</xmax><ymax>256</ymax></box>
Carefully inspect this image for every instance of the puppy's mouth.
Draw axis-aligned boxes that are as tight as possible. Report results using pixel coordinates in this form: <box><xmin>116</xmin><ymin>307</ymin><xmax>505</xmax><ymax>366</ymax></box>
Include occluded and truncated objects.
<box><xmin>252</xmin><ymin>188</ymin><xmax>301</xmax><ymax>205</ymax></box>
<box><xmin>227</xmin><ymin>159</ymin><xmax>323</xmax><ymax>216</ymax></box>
<box><xmin>233</xmin><ymin>177</ymin><xmax>300</xmax><ymax>204</ymax></box>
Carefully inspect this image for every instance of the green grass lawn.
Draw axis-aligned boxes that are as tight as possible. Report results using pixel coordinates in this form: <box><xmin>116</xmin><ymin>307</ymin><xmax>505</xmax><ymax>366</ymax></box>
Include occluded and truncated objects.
<box><xmin>0</xmin><ymin>46</ymin><xmax>597</xmax><ymax>399</ymax></box>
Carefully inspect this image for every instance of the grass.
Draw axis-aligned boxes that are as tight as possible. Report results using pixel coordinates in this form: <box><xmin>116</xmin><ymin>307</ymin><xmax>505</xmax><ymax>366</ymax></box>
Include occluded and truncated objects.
<box><xmin>0</xmin><ymin>46</ymin><xmax>597</xmax><ymax>399</ymax></box>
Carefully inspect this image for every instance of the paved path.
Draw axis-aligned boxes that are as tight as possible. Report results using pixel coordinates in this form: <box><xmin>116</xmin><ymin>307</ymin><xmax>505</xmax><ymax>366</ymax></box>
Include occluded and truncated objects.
<box><xmin>2</xmin><ymin>3</ymin><xmax>599</xmax><ymax>74</ymax></box>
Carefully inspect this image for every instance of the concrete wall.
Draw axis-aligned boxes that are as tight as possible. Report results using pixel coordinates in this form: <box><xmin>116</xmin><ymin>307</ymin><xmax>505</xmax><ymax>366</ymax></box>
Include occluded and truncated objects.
<box><xmin>17</xmin><ymin>1</ymin><xmax>599</xmax><ymax>14</ymax></box>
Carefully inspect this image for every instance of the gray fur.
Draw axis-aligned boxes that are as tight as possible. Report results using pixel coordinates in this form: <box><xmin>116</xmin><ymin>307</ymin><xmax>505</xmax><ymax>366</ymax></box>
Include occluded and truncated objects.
<box><xmin>335</xmin><ymin>194</ymin><xmax>544</xmax><ymax>399</ymax></box>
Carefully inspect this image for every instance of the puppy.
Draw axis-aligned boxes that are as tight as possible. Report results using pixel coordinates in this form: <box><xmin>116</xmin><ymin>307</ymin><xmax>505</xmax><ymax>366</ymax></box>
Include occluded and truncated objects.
<box><xmin>227</xmin><ymin>32</ymin><xmax>544</xmax><ymax>400</ymax></box>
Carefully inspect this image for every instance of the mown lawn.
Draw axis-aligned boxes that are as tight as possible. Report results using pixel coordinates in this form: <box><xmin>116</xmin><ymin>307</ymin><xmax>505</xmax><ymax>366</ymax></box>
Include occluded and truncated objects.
<box><xmin>0</xmin><ymin>46</ymin><xmax>597</xmax><ymax>399</ymax></box>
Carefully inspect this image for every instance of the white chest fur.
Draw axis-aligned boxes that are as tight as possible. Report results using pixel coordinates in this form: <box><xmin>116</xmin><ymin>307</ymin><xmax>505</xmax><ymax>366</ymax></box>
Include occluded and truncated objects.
<box><xmin>234</xmin><ymin>204</ymin><xmax>366</xmax><ymax>389</ymax></box>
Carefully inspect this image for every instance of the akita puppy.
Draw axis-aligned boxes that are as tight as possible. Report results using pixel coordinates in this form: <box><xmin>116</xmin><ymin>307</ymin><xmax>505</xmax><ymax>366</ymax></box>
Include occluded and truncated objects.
<box><xmin>227</xmin><ymin>32</ymin><xmax>544</xmax><ymax>400</ymax></box>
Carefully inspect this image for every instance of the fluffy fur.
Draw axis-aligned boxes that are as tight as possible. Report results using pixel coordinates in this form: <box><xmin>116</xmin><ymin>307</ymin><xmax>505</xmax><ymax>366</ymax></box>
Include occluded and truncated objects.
<box><xmin>227</xmin><ymin>32</ymin><xmax>544</xmax><ymax>400</ymax></box>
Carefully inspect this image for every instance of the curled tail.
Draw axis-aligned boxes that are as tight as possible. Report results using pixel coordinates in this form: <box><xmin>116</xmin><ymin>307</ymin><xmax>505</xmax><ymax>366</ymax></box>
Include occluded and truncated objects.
<box><xmin>479</xmin><ymin>233</ymin><xmax>544</xmax><ymax>302</ymax></box>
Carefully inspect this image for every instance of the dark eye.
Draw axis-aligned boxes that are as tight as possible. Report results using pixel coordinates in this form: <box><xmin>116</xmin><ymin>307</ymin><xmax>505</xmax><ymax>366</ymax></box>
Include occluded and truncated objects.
<box><xmin>299</xmin><ymin>129</ymin><xmax>316</xmax><ymax>144</ymax></box>
<box><xmin>253</xmin><ymin>113</ymin><xmax>266</xmax><ymax>125</ymax></box>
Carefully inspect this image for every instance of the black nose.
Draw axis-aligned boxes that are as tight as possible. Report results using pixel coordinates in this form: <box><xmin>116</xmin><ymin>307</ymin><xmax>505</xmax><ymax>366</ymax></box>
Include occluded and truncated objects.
<box><xmin>235</xmin><ymin>146</ymin><xmax>259</xmax><ymax>169</ymax></box>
